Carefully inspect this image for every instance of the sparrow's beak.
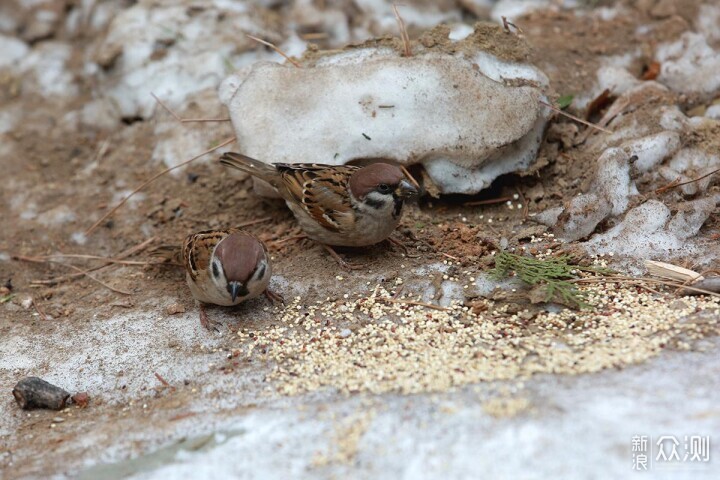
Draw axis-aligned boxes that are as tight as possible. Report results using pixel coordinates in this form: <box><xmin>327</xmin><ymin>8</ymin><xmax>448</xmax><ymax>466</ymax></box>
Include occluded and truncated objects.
<box><xmin>395</xmin><ymin>179</ymin><xmax>418</xmax><ymax>198</ymax></box>
<box><xmin>228</xmin><ymin>281</ymin><xmax>249</xmax><ymax>303</ymax></box>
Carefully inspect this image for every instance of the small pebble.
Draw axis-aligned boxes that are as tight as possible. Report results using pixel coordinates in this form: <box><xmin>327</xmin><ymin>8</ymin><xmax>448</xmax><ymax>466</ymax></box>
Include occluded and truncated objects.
<box><xmin>165</xmin><ymin>303</ymin><xmax>186</xmax><ymax>315</ymax></box>
<box><xmin>339</xmin><ymin>329</ymin><xmax>352</xmax><ymax>338</ymax></box>
<box><xmin>20</xmin><ymin>297</ymin><xmax>33</xmax><ymax>310</ymax></box>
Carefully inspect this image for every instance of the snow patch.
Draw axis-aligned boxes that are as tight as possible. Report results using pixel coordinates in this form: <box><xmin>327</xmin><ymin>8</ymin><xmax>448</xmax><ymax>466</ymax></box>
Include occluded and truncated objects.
<box><xmin>221</xmin><ymin>26</ymin><xmax>550</xmax><ymax>195</ymax></box>
<box><xmin>36</xmin><ymin>205</ymin><xmax>77</xmax><ymax>227</ymax></box>
<box><xmin>0</xmin><ymin>34</ymin><xmax>29</xmax><ymax>68</ymax></box>
<box><xmin>656</xmin><ymin>32</ymin><xmax>720</xmax><ymax>98</ymax></box>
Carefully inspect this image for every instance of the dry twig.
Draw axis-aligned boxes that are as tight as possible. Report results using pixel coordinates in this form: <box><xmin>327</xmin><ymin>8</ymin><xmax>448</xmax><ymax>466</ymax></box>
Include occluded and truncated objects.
<box><xmin>154</xmin><ymin>372</ymin><xmax>176</xmax><ymax>391</ymax></box>
<box><xmin>515</xmin><ymin>187</ymin><xmax>529</xmax><ymax>220</ymax></box>
<box><xmin>571</xmin><ymin>276</ymin><xmax>720</xmax><ymax>299</ymax></box>
<box><xmin>246</xmin><ymin>34</ymin><xmax>302</xmax><ymax>68</ymax></box>
<box><xmin>31</xmin><ymin>237</ymin><xmax>157</xmax><ymax>286</ymax></box>
<box><xmin>465</xmin><ymin>195</ymin><xmax>514</xmax><ymax>206</ymax></box>
<box><xmin>399</xmin><ymin>165</ymin><xmax>420</xmax><ymax>190</ymax></box>
<box><xmin>654</xmin><ymin>167</ymin><xmax>720</xmax><ymax>195</ymax></box>
<box><xmin>375</xmin><ymin>296</ymin><xmax>451</xmax><ymax>311</ymax></box>
<box><xmin>540</xmin><ymin>99</ymin><xmax>613</xmax><ymax>134</ymax></box>
<box><xmin>32</xmin><ymin>297</ymin><xmax>49</xmax><ymax>321</ymax></box>
<box><xmin>392</xmin><ymin>4</ymin><xmax>412</xmax><ymax>57</ymax></box>
<box><xmin>501</xmin><ymin>16</ymin><xmax>522</xmax><ymax>34</ymax></box>
<box><xmin>15</xmin><ymin>255</ymin><xmax>132</xmax><ymax>295</ymax></box>
<box><xmin>31</xmin><ymin>254</ymin><xmax>156</xmax><ymax>266</ymax></box>
<box><xmin>151</xmin><ymin>93</ymin><xmax>231</xmax><ymax>123</ymax></box>
<box><xmin>85</xmin><ymin>136</ymin><xmax>236</xmax><ymax>235</ymax></box>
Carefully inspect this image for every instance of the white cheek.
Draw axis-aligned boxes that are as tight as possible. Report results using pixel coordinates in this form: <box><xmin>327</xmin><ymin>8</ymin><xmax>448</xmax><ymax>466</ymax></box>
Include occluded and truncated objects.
<box><xmin>364</xmin><ymin>192</ymin><xmax>394</xmax><ymax>212</ymax></box>
<box><xmin>211</xmin><ymin>259</ymin><xmax>227</xmax><ymax>289</ymax></box>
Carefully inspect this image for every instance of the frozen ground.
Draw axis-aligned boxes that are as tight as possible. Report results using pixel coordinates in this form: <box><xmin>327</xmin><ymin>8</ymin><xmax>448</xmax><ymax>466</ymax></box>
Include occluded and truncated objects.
<box><xmin>1</xmin><ymin>0</ymin><xmax>720</xmax><ymax>478</ymax></box>
<box><xmin>24</xmin><ymin>339</ymin><xmax>720</xmax><ymax>479</ymax></box>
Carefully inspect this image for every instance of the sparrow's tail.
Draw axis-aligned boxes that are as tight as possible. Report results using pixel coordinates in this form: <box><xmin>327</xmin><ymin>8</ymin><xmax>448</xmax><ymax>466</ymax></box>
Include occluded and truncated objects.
<box><xmin>219</xmin><ymin>152</ymin><xmax>280</xmax><ymax>186</ymax></box>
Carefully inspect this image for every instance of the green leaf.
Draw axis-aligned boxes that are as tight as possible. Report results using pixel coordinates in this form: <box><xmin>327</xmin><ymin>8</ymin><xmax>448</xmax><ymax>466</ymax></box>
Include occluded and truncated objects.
<box><xmin>0</xmin><ymin>294</ymin><xmax>14</xmax><ymax>304</ymax></box>
<box><xmin>557</xmin><ymin>94</ymin><xmax>574</xmax><ymax>109</ymax></box>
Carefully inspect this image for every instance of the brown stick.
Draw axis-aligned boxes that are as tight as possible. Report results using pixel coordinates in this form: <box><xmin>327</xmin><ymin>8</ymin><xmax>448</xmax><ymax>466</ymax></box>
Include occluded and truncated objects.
<box><xmin>392</xmin><ymin>4</ymin><xmax>412</xmax><ymax>57</ymax></box>
<box><xmin>246</xmin><ymin>34</ymin><xmax>302</xmax><ymax>68</ymax></box>
<box><xmin>501</xmin><ymin>16</ymin><xmax>523</xmax><ymax>34</ymax></box>
<box><xmin>154</xmin><ymin>372</ymin><xmax>176</xmax><ymax>391</ymax></box>
<box><xmin>170</xmin><ymin>412</ymin><xmax>197</xmax><ymax>422</ymax></box>
<box><xmin>31</xmin><ymin>237</ymin><xmax>157</xmax><ymax>285</ymax></box>
<box><xmin>31</xmin><ymin>254</ymin><xmax>155</xmax><ymax>266</ymax></box>
<box><xmin>465</xmin><ymin>195</ymin><xmax>514</xmax><ymax>206</ymax></box>
<box><xmin>654</xmin><ymin>167</ymin><xmax>720</xmax><ymax>195</ymax></box>
<box><xmin>399</xmin><ymin>165</ymin><xmax>420</xmax><ymax>190</ymax></box>
<box><xmin>32</xmin><ymin>297</ymin><xmax>49</xmax><ymax>321</ymax></box>
<box><xmin>571</xmin><ymin>276</ymin><xmax>720</xmax><ymax>299</ymax></box>
<box><xmin>151</xmin><ymin>93</ymin><xmax>231</xmax><ymax>123</ymax></box>
<box><xmin>234</xmin><ymin>217</ymin><xmax>273</xmax><ymax>229</ymax></box>
<box><xmin>85</xmin><ymin>136</ymin><xmax>236</xmax><ymax>235</ymax></box>
<box><xmin>515</xmin><ymin>187</ymin><xmax>529</xmax><ymax>220</ymax></box>
<box><xmin>301</xmin><ymin>32</ymin><xmax>329</xmax><ymax>40</ymax></box>
<box><xmin>539</xmin><ymin>99</ymin><xmax>613</xmax><ymax>134</ymax></box>
<box><xmin>272</xmin><ymin>234</ymin><xmax>308</xmax><ymax>246</ymax></box>
<box><xmin>15</xmin><ymin>256</ymin><xmax>132</xmax><ymax>295</ymax></box>
<box><xmin>375</xmin><ymin>296</ymin><xmax>451</xmax><ymax>311</ymax></box>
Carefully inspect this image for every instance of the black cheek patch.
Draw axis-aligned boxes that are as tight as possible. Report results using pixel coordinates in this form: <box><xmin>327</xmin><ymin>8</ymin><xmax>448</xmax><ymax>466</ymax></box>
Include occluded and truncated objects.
<box><xmin>364</xmin><ymin>197</ymin><xmax>385</xmax><ymax>209</ymax></box>
<box><xmin>212</xmin><ymin>262</ymin><xmax>220</xmax><ymax>278</ymax></box>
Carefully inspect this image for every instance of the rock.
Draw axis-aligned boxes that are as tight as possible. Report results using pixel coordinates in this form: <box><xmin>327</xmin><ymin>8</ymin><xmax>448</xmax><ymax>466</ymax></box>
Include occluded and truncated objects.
<box><xmin>12</xmin><ymin>377</ymin><xmax>71</xmax><ymax>410</ymax></box>
<box><xmin>71</xmin><ymin>392</ymin><xmax>90</xmax><ymax>408</ymax></box>
<box><xmin>166</xmin><ymin>303</ymin><xmax>186</xmax><ymax>315</ymax></box>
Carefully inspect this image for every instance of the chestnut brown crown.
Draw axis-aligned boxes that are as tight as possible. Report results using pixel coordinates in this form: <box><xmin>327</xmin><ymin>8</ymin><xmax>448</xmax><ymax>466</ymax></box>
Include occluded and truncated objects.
<box><xmin>214</xmin><ymin>233</ymin><xmax>263</xmax><ymax>283</ymax></box>
<box><xmin>348</xmin><ymin>163</ymin><xmax>410</xmax><ymax>199</ymax></box>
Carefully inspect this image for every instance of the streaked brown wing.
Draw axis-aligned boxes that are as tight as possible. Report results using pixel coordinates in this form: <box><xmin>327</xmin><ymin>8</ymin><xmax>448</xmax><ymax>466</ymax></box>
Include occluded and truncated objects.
<box><xmin>276</xmin><ymin>164</ymin><xmax>358</xmax><ymax>233</ymax></box>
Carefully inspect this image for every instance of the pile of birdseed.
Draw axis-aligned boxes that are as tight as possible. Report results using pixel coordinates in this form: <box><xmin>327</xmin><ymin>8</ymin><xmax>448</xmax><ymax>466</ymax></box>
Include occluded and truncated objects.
<box><xmin>237</xmin><ymin>285</ymin><xmax>720</xmax><ymax>395</ymax></box>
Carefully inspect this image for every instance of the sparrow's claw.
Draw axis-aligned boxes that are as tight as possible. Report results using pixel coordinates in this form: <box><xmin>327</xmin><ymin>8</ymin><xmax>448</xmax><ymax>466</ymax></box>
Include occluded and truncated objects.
<box><xmin>199</xmin><ymin>304</ymin><xmax>220</xmax><ymax>332</ymax></box>
<box><xmin>387</xmin><ymin>237</ymin><xmax>420</xmax><ymax>258</ymax></box>
<box><xmin>321</xmin><ymin>244</ymin><xmax>364</xmax><ymax>271</ymax></box>
<box><xmin>264</xmin><ymin>288</ymin><xmax>284</xmax><ymax>305</ymax></box>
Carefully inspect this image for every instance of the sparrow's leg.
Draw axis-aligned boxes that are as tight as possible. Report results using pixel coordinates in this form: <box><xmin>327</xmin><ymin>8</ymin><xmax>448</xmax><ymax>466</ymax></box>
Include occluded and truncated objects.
<box><xmin>264</xmin><ymin>288</ymin><xmax>284</xmax><ymax>305</ymax></box>
<box><xmin>199</xmin><ymin>303</ymin><xmax>219</xmax><ymax>332</ymax></box>
<box><xmin>386</xmin><ymin>236</ymin><xmax>420</xmax><ymax>258</ymax></box>
<box><xmin>321</xmin><ymin>244</ymin><xmax>364</xmax><ymax>270</ymax></box>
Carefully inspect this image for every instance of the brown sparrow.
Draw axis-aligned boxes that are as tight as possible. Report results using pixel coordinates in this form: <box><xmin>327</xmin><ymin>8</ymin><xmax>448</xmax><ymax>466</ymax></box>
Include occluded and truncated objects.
<box><xmin>219</xmin><ymin>153</ymin><xmax>418</xmax><ymax>255</ymax></box>
<box><xmin>182</xmin><ymin>228</ymin><xmax>278</xmax><ymax>330</ymax></box>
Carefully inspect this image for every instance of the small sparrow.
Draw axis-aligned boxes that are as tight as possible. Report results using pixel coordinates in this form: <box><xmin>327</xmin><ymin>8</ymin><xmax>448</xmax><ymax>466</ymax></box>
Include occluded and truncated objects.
<box><xmin>182</xmin><ymin>228</ymin><xmax>278</xmax><ymax>330</ymax></box>
<box><xmin>219</xmin><ymin>153</ymin><xmax>418</xmax><ymax>261</ymax></box>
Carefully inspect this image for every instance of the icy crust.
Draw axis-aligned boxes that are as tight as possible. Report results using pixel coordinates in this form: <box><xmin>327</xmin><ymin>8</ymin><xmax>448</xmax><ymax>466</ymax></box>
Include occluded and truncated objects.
<box><xmin>543</xmin><ymin>80</ymin><xmax>720</xmax><ymax>268</ymax></box>
<box><xmin>657</xmin><ymin>32</ymin><xmax>720</xmax><ymax>99</ymax></box>
<box><xmin>220</xmin><ymin>25</ymin><xmax>550</xmax><ymax>195</ymax></box>
<box><xmin>91</xmin><ymin>0</ymin><xmax>283</xmax><ymax>120</ymax></box>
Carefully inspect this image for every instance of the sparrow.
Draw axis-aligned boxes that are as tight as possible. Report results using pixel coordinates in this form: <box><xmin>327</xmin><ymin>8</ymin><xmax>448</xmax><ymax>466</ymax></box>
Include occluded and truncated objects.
<box><xmin>182</xmin><ymin>228</ymin><xmax>279</xmax><ymax>330</ymax></box>
<box><xmin>219</xmin><ymin>153</ymin><xmax>418</xmax><ymax>265</ymax></box>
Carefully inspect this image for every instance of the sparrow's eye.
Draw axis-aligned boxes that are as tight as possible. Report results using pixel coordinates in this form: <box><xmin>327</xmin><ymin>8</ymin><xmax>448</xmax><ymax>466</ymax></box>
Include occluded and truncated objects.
<box><xmin>377</xmin><ymin>183</ymin><xmax>392</xmax><ymax>194</ymax></box>
<box><xmin>212</xmin><ymin>261</ymin><xmax>220</xmax><ymax>278</ymax></box>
